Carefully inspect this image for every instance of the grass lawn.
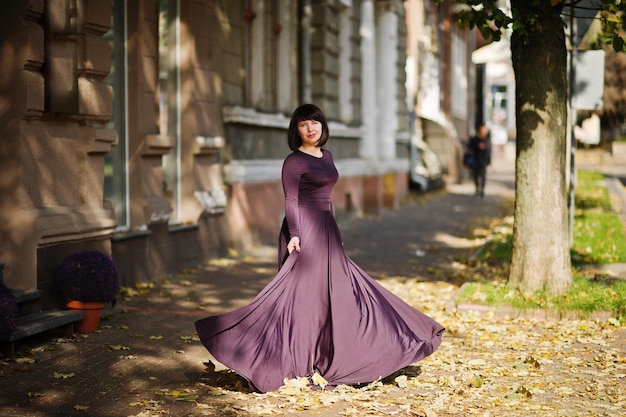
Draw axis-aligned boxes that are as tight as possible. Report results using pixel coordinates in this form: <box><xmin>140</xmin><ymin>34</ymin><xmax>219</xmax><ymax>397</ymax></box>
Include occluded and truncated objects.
<box><xmin>457</xmin><ymin>170</ymin><xmax>626</xmax><ymax>321</ymax></box>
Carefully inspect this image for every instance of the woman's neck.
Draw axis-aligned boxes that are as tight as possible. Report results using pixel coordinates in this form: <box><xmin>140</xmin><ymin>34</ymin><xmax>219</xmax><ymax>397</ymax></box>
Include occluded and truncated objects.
<box><xmin>298</xmin><ymin>146</ymin><xmax>322</xmax><ymax>157</ymax></box>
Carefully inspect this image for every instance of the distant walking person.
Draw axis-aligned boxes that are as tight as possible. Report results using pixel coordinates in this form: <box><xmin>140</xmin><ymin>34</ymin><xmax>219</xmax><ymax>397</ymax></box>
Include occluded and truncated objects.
<box><xmin>468</xmin><ymin>123</ymin><xmax>492</xmax><ymax>197</ymax></box>
<box><xmin>195</xmin><ymin>104</ymin><xmax>444</xmax><ymax>393</ymax></box>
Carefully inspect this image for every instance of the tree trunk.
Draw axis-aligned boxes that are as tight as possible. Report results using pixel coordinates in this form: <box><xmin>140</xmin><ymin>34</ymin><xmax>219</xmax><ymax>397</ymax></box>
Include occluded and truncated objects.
<box><xmin>508</xmin><ymin>0</ymin><xmax>572</xmax><ymax>295</ymax></box>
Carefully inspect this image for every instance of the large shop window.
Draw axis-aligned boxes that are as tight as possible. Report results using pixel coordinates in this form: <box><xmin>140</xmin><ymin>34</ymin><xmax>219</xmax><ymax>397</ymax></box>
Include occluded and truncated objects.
<box><xmin>104</xmin><ymin>0</ymin><xmax>181</xmax><ymax>229</ymax></box>
<box><xmin>104</xmin><ymin>0</ymin><xmax>128</xmax><ymax>229</ymax></box>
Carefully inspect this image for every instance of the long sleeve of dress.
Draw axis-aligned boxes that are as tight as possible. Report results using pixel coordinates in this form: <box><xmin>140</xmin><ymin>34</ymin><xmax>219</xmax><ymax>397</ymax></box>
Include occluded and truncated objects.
<box><xmin>282</xmin><ymin>155</ymin><xmax>303</xmax><ymax>239</ymax></box>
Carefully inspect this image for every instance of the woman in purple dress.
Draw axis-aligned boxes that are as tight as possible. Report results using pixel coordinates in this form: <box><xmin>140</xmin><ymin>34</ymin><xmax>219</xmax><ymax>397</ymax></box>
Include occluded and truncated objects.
<box><xmin>195</xmin><ymin>104</ymin><xmax>444</xmax><ymax>393</ymax></box>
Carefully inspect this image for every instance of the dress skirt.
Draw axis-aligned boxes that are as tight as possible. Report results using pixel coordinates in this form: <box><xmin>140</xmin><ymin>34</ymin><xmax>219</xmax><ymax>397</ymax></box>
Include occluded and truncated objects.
<box><xmin>195</xmin><ymin>206</ymin><xmax>445</xmax><ymax>393</ymax></box>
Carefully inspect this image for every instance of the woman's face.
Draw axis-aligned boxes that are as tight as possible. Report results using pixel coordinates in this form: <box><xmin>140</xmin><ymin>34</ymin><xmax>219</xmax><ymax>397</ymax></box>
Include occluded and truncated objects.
<box><xmin>297</xmin><ymin>119</ymin><xmax>322</xmax><ymax>147</ymax></box>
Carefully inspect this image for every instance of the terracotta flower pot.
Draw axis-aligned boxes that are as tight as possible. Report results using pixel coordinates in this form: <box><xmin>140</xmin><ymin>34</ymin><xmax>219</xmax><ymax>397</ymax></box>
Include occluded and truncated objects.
<box><xmin>66</xmin><ymin>300</ymin><xmax>105</xmax><ymax>333</ymax></box>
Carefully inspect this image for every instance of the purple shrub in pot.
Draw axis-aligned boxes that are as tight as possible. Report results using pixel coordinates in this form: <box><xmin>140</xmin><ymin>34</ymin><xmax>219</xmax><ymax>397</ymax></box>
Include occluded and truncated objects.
<box><xmin>0</xmin><ymin>280</ymin><xmax>18</xmax><ymax>340</ymax></box>
<box><xmin>55</xmin><ymin>250</ymin><xmax>120</xmax><ymax>303</ymax></box>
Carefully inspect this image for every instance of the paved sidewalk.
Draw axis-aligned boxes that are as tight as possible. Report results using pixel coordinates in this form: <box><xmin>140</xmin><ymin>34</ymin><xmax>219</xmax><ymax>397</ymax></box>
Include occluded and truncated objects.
<box><xmin>0</xmin><ymin>150</ymin><xmax>518</xmax><ymax>417</ymax></box>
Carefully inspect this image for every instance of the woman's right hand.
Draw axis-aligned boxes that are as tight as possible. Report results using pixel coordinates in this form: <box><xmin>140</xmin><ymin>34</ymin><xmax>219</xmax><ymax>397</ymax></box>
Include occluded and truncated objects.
<box><xmin>287</xmin><ymin>236</ymin><xmax>301</xmax><ymax>254</ymax></box>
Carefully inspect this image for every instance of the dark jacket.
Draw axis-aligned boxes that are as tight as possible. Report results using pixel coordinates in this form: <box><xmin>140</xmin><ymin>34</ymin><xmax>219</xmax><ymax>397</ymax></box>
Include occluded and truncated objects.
<box><xmin>468</xmin><ymin>134</ymin><xmax>492</xmax><ymax>168</ymax></box>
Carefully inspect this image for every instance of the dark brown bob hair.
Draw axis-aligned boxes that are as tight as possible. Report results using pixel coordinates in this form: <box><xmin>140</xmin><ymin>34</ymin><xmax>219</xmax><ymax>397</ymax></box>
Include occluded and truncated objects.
<box><xmin>287</xmin><ymin>104</ymin><xmax>330</xmax><ymax>151</ymax></box>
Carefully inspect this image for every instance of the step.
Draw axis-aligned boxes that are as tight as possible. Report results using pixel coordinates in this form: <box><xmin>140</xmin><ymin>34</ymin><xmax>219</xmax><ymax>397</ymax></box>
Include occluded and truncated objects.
<box><xmin>12</xmin><ymin>289</ymin><xmax>42</xmax><ymax>304</ymax></box>
<box><xmin>5</xmin><ymin>310</ymin><xmax>85</xmax><ymax>342</ymax></box>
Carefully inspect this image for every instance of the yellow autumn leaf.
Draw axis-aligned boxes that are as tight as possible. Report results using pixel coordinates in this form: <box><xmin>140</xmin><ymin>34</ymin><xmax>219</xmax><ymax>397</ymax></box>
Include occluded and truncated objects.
<box><xmin>311</xmin><ymin>372</ymin><xmax>328</xmax><ymax>389</ymax></box>
<box><xmin>181</xmin><ymin>335</ymin><xmax>199</xmax><ymax>343</ymax></box>
<box><xmin>15</xmin><ymin>357</ymin><xmax>36</xmax><ymax>364</ymax></box>
<box><xmin>73</xmin><ymin>405</ymin><xmax>89</xmax><ymax>410</ymax></box>
<box><xmin>395</xmin><ymin>375</ymin><xmax>408</xmax><ymax>388</ymax></box>
<box><xmin>108</xmin><ymin>345</ymin><xmax>130</xmax><ymax>351</ymax></box>
<box><xmin>469</xmin><ymin>377</ymin><xmax>484</xmax><ymax>388</ymax></box>
<box><xmin>53</xmin><ymin>372</ymin><xmax>75</xmax><ymax>379</ymax></box>
<box><xmin>149</xmin><ymin>335</ymin><xmax>163</xmax><ymax>340</ymax></box>
<box><xmin>279</xmin><ymin>376</ymin><xmax>310</xmax><ymax>395</ymax></box>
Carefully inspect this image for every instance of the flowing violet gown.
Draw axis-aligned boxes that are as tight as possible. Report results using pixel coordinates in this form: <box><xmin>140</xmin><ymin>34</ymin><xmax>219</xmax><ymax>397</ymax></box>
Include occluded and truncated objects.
<box><xmin>195</xmin><ymin>149</ymin><xmax>445</xmax><ymax>393</ymax></box>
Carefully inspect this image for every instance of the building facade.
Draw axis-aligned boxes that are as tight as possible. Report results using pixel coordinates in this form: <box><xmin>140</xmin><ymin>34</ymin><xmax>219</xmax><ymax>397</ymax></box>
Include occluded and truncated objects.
<box><xmin>405</xmin><ymin>0</ymin><xmax>475</xmax><ymax>183</ymax></box>
<box><xmin>0</xmin><ymin>0</ymin><xmax>411</xmax><ymax>309</ymax></box>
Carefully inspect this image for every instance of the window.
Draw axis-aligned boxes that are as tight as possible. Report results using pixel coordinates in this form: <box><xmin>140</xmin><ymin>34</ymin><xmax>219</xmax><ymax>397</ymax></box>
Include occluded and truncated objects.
<box><xmin>104</xmin><ymin>0</ymin><xmax>128</xmax><ymax>228</ymax></box>
<box><xmin>160</xmin><ymin>0</ymin><xmax>180</xmax><ymax>222</ymax></box>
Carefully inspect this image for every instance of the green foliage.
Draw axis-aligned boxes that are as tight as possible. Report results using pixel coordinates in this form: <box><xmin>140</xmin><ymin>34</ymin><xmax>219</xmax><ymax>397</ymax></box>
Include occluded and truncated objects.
<box><xmin>433</xmin><ymin>0</ymin><xmax>626</xmax><ymax>52</ymax></box>
<box><xmin>596</xmin><ymin>0</ymin><xmax>626</xmax><ymax>52</ymax></box>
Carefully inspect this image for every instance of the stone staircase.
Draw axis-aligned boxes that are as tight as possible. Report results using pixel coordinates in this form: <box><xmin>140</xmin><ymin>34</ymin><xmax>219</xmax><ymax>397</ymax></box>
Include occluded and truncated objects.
<box><xmin>1</xmin><ymin>266</ymin><xmax>84</xmax><ymax>354</ymax></box>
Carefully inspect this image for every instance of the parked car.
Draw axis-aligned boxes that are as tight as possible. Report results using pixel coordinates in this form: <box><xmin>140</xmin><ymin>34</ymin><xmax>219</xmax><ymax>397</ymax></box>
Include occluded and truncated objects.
<box><xmin>409</xmin><ymin>139</ymin><xmax>444</xmax><ymax>192</ymax></box>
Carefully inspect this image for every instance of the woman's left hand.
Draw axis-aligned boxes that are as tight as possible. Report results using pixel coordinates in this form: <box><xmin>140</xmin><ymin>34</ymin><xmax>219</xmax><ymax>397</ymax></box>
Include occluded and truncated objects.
<box><xmin>287</xmin><ymin>236</ymin><xmax>301</xmax><ymax>254</ymax></box>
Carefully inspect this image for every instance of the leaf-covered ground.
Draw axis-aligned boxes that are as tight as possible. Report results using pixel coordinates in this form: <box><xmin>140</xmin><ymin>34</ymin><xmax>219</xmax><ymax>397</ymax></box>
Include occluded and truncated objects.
<box><xmin>3</xmin><ymin>175</ymin><xmax>625</xmax><ymax>417</ymax></box>
<box><xmin>2</xmin><ymin>254</ymin><xmax>625</xmax><ymax>417</ymax></box>
<box><xmin>181</xmin><ymin>272</ymin><xmax>626</xmax><ymax>417</ymax></box>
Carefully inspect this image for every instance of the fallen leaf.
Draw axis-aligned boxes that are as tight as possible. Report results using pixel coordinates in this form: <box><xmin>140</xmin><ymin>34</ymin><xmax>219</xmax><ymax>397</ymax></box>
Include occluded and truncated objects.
<box><xmin>395</xmin><ymin>375</ymin><xmax>408</xmax><ymax>388</ymax></box>
<box><xmin>203</xmin><ymin>360</ymin><xmax>216</xmax><ymax>373</ymax></box>
<box><xmin>53</xmin><ymin>372</ymin><xmax>75</xmax><ymax>379</ymax></box>
<box><xmin>608</xmin><ymin>317</ymin><xmax>620</xmax><ymax>326</ymax></box>
<box><xmin>312</xmin><ymin>372</ymin><xmax>328</xmax><ymax>389</ymax></box>
<box><xmin>108</xmin><ymin>345</ymin><xmax>130</xmax><ymax>351</ymax></box>
<box><xmin>469</xmin><ymin>377</ymin><xmax>484</xmax><ymax>388</ymax></box>
<box><xmin>73</xmin><ymin>404</ymin><xmax>89</xmax><ymax>410</ymax></box>
<box><xmin>15</xmin><ymin>358</ymin><xmax>36</xmax><ymax>364</ymax></box>
<box><xmin>180</xmin><ymin>335</ymin><xmax>199</xmax><ymax>343</ymax></box>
